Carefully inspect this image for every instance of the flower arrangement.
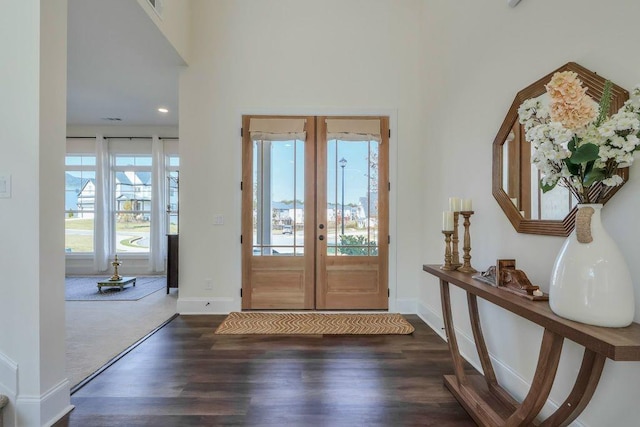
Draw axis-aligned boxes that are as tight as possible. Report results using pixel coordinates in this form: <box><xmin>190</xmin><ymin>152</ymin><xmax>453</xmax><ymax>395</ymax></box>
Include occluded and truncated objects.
<box><xmin>518</xmin><ymin>71</ymin><xmax>640</xmax><ymax>204</ymax></box>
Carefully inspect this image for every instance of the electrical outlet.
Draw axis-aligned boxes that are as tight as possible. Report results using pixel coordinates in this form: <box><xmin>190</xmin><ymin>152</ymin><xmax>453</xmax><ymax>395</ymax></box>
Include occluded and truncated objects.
<box><xmin>204</xmin><ymin>279</ymin><xmax>213</xmax><ymax>290</ymax></box>
<box><xmin>214</xmin><ymin>214</ymin><xmax>224</xmax><ymax>225</ymax></box>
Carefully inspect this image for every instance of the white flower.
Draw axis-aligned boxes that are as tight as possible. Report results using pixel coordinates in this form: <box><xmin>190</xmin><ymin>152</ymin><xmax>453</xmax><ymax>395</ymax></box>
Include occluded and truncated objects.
<box><xmin>602</xmin><ymin>175</ymin><xmax>624</xmax><ymax>186</ymax></box>
<box><xmin>518</xmin><ymin>75</ymin><xmax>640</xmax><ymax>203</ymax></box>
<box><xmin>598</xmin><ymin>122</ymin><xmax>617</xmax><ymax>138</ymax></box>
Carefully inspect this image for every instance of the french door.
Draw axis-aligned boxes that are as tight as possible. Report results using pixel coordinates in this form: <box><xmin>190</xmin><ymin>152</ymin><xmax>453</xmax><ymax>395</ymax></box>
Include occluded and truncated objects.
<box><xmin>241</xmin><ymin>115</ymin><xmax>389</xmax><ymax>310</ymax></box>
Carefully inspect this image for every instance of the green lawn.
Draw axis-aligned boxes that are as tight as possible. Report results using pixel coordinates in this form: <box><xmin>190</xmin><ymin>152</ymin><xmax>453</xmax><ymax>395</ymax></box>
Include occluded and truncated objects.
<box><xmin>65</xmin><ymin>235</ymin><xmax>93</xmax><ymax>253</ymax></box>
<box><xmin>65</xmin><ymin>218</ymin><xmax>177</xmax><ymax>252</ymax></box>
<box><xmin>66</xmin><ymin>218</ymin><xmax>152</xmax><ymax>232</ymax></box>
<box><xmin>65</xmin><ymin>218</ymin><xmax>93</xmax><ymax>230</ymax></box>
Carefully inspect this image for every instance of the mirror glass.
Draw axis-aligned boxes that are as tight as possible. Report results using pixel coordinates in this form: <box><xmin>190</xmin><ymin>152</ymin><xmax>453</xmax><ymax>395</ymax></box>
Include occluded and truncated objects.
<box><xmin>501</xmin><ymin>99</ymin><xmax>576</xmax><ymax>221</ymax></box>
<box><xmin>492</xmin><ymin>62</ymin><xmax>629</xmax><ymax>236</ymax></box>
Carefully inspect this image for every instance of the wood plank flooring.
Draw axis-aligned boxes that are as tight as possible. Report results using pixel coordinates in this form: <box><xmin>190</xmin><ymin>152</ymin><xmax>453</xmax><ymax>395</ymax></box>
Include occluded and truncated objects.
<box><xmin>54</xmin><ymin>314</ymin><xmax>477</xmax><ymax>426</ymax></box>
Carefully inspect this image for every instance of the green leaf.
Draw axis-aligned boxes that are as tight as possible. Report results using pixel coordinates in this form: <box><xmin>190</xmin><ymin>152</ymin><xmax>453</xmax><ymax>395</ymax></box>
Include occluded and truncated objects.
<box><xmin>569</xmin><ymin>143</ymin><xmax>599</xmax><ymax>164</ymax></box>
<box><xmin>584</xmin><ymin>160</ymin><xmax>595</xmax><ymax>175</ymax></box>
<box><xmin>540</xmin><ymin>180</ymin><xmax>557</xmax><ymax>193</ymax></box>
<box><xmin>583</xmin><ymin>169</ymin><xmax>605</xmax><ymax>187</ymax></box>
<box><xmin>563</xmin><ymin>158</ymin><xmax>580</xmax><ymax>175</ymax></box>
<box><xmin>568</xmin><ymin>137</ymin><xmax>577</xmax><ymax>153</ymax></box>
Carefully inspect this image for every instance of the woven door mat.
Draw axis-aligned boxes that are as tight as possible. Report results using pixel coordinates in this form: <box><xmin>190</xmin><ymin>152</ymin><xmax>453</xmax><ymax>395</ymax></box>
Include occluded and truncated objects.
<box><xmin>214</xmin><ymin>312</ymin><xmax>415</xmax><ymax>335</ymax></box>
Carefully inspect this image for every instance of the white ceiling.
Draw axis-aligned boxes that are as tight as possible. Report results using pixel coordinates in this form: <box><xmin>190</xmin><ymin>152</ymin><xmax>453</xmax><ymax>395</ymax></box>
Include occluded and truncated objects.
<box><xmin>67</xmin><ymin>0</ymin><xmax>185</xmax><ymax>127</ymax></box>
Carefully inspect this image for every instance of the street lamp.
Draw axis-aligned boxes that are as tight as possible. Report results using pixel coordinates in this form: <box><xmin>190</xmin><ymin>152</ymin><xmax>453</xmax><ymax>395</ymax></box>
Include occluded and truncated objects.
<box><xmin>339</xmin><ymin>157</ymin><xmax>347</xmax><ymax>235</ymax></box>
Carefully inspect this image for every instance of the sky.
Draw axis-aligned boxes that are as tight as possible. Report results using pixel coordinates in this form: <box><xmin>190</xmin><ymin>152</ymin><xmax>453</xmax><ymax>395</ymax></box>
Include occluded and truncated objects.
<box><xmin>257</xmin><ymin>139</ymin><xmax>378</xmax><ymax>206</ymax></box>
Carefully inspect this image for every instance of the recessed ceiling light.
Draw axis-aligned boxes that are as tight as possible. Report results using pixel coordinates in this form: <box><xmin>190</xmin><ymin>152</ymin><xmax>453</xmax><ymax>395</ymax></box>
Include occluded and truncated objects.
<box><xmin>158</xmin><ymin>108</ymin><xmax>169</xmax><ymax>113</ymax></box>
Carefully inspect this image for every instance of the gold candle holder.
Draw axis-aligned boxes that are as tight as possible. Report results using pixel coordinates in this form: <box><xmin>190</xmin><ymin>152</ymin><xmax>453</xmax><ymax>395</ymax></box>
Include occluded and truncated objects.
<box><xmin>109</xmin><ymin>254</ymin><xmax>122</xmax><ymax>281</ymax></box>
<box><xmin>440</xmin><ymin>230</ymin><xmax>455</xmax><ymax>271</ymax></box>
<box><xmin>457</xmin><ymin>211</ymin><xmax>477</xmax><ymax>273</ymax></box>
<box><xmin>452</xmin><ymin>212</ymin><xmax>462</xmax><ymax>268</ymax></box>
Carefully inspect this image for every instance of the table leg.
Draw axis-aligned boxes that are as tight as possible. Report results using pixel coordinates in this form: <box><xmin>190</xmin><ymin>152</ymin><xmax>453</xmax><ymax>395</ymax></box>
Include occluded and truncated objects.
<box><xmin>440</xmin><ymin>279</ymin><xmax>467</xmax><ymax>385</ymax></box>
<box><xmin>505</xmin><ymin>329</ymin><xmax>564</xmax><ymax>427</ymax></box>
<box><xmin>467</xmin><ymin>293</ymin><xmax>519</xmax><ymax>409</ymax></box>
<box><xmin>539</xmin><ymin>349</ymin><xmax>606</xmax><ymax>427</ymax></box>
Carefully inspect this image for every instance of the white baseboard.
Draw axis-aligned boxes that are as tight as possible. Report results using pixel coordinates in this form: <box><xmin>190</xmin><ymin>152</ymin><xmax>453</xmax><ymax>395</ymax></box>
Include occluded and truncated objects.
<box><xmin>414</xmin><ymin>300</ymin><xmax>584</xmax><ymax>426</ymax></box>
<box><xmin>176</xmin><ymin>297</ymin><xmax>238</xmax><ymax>314</ymax></box>
<box><xmin>176</xmin><ymin>296</ymin><xmax>416</xmax><ymax>316</ymax></box>
<box><xmin>416</xmin><ymin>300</ymin><xmax>446</xmax><ymax>340</ymax></box>
<box><xmin>0</xmin><ymin>352</ymin><xmax>17</xmax><ymax>427</ymax></box>
<box><xmin>41</xmin><ymin>379</ymin><xmax>73</xmax><ymax>427</ymax></box>
<box><xmin>394</xmin><ymin>298</ymin><xmax>417</xmax><ymax>314</ymax></box>
<box><xmin>0</xmin><ymin>353</ymin><xmax>17</xmax><ymax>396</ymax></box>
<box><xmin>15</xmin><ymin>379</ymin><xmax>72</xmax><ymax>427</ymax></box>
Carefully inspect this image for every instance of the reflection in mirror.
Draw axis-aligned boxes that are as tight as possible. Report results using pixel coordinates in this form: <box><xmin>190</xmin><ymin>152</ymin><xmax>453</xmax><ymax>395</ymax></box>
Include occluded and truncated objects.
<box><xmin>501</xmin><ymin>112</ymin><xmax>576</xmax><ymax>221</ymax></box>
<box><xmin>493</xmin><ymin>62</ymin><xmax>629</xmax><ymax>236</ymax></box>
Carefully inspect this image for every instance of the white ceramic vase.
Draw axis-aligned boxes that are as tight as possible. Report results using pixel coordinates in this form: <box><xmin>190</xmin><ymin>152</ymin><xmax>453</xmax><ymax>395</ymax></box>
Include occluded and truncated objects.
<box><xmin>549</xmin><ymin>204</ymin><xmax>635</xmax><ymax>327</ymax></box>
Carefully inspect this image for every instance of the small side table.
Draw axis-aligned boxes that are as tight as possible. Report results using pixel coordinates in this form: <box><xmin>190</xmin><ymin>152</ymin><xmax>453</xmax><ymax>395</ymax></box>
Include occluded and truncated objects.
<box><xmin>97</xmin><ymin>277</ymin><xmax>136</xmax><ymax>293</ymax></box>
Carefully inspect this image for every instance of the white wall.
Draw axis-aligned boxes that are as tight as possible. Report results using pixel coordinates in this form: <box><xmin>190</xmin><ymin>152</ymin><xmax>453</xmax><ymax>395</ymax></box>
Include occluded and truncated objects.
<box><xmin>178</xmin><ymin>0</ymin><xmax>640</xmax><ymax>424</ymax></box>
<box><xmin>179</xmin><ymin>0</ymin><xmax>426</xmax><ymax>313</ymax></box>
<box><xmin>419</xmin><ymin>1</ymin><xmax>640</xmax><ymax>426</ymax></box>
<box><xmin>0</xmin><ymin>1</ymin><xmax>71</xmax><ymax>426</ymax></box>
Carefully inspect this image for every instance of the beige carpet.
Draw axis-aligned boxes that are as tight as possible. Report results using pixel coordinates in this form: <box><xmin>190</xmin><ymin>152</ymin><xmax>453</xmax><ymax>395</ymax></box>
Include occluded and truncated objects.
<box><xmin>66</xmin><ymin>287</ymin><xmax>177</xmax><ymax>389</ymax></box>
<box><xmin>214</xmin><ymin>312</ymin><xmax>415</xmax><ymax>335</ymax></box>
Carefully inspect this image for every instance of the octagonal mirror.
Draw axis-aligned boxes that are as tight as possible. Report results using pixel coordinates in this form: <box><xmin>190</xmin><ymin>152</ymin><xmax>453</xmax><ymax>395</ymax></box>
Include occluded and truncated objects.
<box><xmin>492</xmin><ymin>62</ymin><xmax>629</xmax><ymax>236</ymax></box>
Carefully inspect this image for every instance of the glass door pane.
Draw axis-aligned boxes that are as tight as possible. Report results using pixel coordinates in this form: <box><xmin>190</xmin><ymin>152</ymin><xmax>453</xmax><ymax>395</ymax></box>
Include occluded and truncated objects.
<box><xmin>252</xmin><ymin>139</ymin><xmax>305</xmax><ymax>256</ymax></box>
<box><xmin>326</xmin><ymin>139</ymin><xmax>379</xmax><ymax>256</ymax></box>
<box><xmin>167</xmin><ymin>171</ymin><xmax>179</xmax><ymax>233</ymax></box>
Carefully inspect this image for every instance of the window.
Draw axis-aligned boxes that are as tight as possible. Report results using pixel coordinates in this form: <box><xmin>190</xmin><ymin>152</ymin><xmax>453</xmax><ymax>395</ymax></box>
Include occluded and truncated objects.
<box><xmin>147</xmin><ymin>0</ymin><xmax>164</xmax><ymax>16</ymax></box>
<box><xmin>113</xmin><ymin>155</ymin><xmax>152</xmax><ymax>253</ymax></box>
<box><xmin>65</xmin><ymin>154</ymin><xmax>96</xmax><ymax>253</ymax></box>
<box><xmin>65</xmin><ymin>137</ymin><xmax>179</xmax><ymax>270</ymax></box>
<box><xmin>167</xmin><ymin>155</ymin><xmax>179</xmax><ymax>234</ymax></box>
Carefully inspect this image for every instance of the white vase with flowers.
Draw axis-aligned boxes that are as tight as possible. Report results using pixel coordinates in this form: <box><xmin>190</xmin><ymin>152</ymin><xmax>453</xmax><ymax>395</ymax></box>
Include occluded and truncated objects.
<box><xmin>518</xmin><ymin>71</ymin><xmax>640</xmax><ymax>327</ymax></box>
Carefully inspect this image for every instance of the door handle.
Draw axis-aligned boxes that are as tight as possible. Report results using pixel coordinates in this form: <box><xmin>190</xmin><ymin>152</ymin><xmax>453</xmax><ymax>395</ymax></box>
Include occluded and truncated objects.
<box><xmin>319</xmin><ymin>224</ymin><xmax>325</xmax><ymax>229</ymax></box>
<box><xmin>319</xmin><ymin>235</ymin><xmax>324</xmax><ymax>241</ymax></box>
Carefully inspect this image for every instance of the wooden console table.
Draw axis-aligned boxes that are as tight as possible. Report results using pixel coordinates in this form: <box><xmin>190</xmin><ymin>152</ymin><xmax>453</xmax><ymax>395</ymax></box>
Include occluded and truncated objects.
<box><xmin>423</xmin><ymin>264</ymin><xmax>640</xmax><ymax>427</ymax></box>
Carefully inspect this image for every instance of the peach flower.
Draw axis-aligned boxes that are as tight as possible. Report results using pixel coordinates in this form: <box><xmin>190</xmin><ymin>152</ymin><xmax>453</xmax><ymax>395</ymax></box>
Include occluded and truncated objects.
<box><xmin>546</xmin><ymin>71</ymin><xmax>597</xmax><ymax>130</ymax></box>
<box><xmin>550</xmin><ymin>98</ymin><xmax>598</xmax><ymax>130</ymax></box>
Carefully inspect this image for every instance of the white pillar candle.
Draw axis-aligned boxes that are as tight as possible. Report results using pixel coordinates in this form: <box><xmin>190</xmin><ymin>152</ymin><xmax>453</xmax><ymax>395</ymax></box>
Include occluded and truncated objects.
<box><xmin>462</xmin><ymin>198</ymin><xmax>472</xmax><ymax>211</ymax></box>
<box><xmin>449</xmin><ymin>197</ymin><xmax>461</xmax><ymax>212</ymax></box>
<box><xmin>442</xmin><ymin>211</ymin><xmax>454</xmax><ymax>231</ymax></box>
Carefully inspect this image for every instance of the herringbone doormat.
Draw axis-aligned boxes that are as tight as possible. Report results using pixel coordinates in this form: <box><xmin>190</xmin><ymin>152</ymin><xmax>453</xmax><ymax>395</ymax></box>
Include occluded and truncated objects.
<box><xmin>214</xmin><ymin>312</ymin><xmax>415</xmax><ymax>335</ymax></box>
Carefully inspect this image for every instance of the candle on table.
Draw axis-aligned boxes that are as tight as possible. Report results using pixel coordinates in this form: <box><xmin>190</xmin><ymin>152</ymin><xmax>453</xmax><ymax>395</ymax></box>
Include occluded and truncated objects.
<box><xmin>462</xmin><ymin>198</ymin><xmax>473</xmax><ymax>211</ymax></box>
<box><xmin>442</xmin><ymin>211</ymin><xmax>454</xmax><ymax>231</ymax></box>
<box><xmin>449</xmin><ymin>197</ymin><xmax>461</xmax><ymax>212</ymax></box>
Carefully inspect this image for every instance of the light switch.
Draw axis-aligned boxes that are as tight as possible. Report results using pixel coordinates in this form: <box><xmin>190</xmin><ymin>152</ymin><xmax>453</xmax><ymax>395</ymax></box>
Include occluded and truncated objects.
<box><xmin>0</xmin><ymin>174</ymin><xmax>11</xmax><ymax>198</ymax></box>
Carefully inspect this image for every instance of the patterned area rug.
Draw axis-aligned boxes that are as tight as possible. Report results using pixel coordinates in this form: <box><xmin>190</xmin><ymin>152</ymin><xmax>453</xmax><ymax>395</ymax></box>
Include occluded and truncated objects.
<box><xmin>65</xmin><ymin>276</ymin><xmax>165</xmax><ymax>301</ymax></box>
<box><xmin>214</xmin><ymin>312</ymin><xmax>415</xmax><ymax>335</ymax></box>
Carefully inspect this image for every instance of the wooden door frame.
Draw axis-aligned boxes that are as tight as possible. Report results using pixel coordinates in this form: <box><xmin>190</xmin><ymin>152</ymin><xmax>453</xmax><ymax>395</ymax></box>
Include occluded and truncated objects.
<box><xmin>238</xmin><ymin>110</ymin><xmax>398</xmax><ymax>312</ymax></box>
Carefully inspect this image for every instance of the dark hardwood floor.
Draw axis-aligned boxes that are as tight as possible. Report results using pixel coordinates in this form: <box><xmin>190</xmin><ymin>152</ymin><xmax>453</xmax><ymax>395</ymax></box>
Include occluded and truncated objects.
<box><xmin>55</xmin><ymin>314</ymin><xmax>476</xmax><ymax>426</ymax></box>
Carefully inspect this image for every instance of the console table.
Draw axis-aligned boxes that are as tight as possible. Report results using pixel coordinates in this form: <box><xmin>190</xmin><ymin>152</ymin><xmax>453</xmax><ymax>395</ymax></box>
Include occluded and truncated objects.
<box><xmin>167</xmin><ymin>234</ymin><xmax>179</xmax><ymax>293</ymax></box>
<box><xmin>423</xmin><ymin>264</ymin><xmax>640</xmax><ymax>427</ymax></box>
